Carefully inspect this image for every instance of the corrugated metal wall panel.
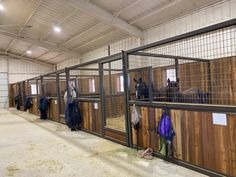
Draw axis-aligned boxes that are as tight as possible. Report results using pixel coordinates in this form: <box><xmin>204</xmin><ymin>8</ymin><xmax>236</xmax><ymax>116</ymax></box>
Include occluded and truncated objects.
<box><xmin>144</xmin><ymin>0</ymin><xmax>236</xmax><ymax>44</ymax></box>
<box><xmin>8</xmin><ymin>59</ymin><xmax>53</xmax><ymax>83</ymax></box>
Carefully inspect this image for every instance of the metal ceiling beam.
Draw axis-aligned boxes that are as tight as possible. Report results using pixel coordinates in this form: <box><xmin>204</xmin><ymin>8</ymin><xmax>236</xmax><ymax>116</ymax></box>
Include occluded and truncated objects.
<box><xmin>5</xmin><ymin>0</ymin><xmax>42</xmax><ymax>52</ymax></box>
<box><xmin>129</xmin><ymin>0</ymin><xmax>183</xmax><ymax>25</ymax></box>
<box><xmin>0</xmin><ymin>30</ymin><xmax>80</xmax><ymax>57</ymax></box>
<box><xmin>113</xmin><ymin>0</ymin><xmax>141</xmax><ymax>21</ymax></box>
<box><xmin>60</xmin><ymin>22</ymin><xmax>103</xmax><ymax>46</ymax></box>
<box><xmin>45</xmin><ymin>53</ymin><xmax>63</xmax><ymax>63</ymax></box>
<box><xmin>22</xmin><ymin>9</ymin><xmax>77</xmax><ymax>59</ymax></box>
<box><xmin>0</xmin><ymin>50</ymin><xmax>54</xmax><ymax>67</ymax></box>
<box><xmin>72</xmin><ymin>29</ymin><xmax>128</xmax><ymax>51</ymax></box>
<box><xmin>40</xmin><ymin>9</ymin><xmax>77</xmax><ymax>40</ymax></box>
<box><xmin>67</xmin><ymin>0</ymin><xmax>143</xmax><ymax>38</ymax></box>
<box><xmin>34</xmin><ymin>50</ymin><xmax>51</xmax><ymax>61</ymax></box>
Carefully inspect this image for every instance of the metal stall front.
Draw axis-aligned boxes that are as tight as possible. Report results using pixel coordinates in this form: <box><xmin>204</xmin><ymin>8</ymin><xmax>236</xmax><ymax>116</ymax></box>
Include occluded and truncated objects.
<box><xmin>123</xmin><ymin>19</ymin><xmax>236</xmax><ymax>177</ymax></box>
<box><xmin>66</xmin><ymin>54</ymin><xmax>128</xmax><ymax>145</ymax></box>
<box><xmin>27</xmin><ymin>77</ymin><xmax>40</xmax><ymax>115</ymax></box>
<box><xmin>40</xmin><ymin>73</ymin><xmax>60</xmax><ymax>122</ymax></box>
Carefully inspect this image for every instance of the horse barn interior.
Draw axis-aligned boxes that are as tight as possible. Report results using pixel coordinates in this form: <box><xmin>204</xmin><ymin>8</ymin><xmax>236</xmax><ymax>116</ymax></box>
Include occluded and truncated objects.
<box><xmin>1</xmin><ymin>1</ymin><xmax>236</xmax><ymax>177</ymax></box>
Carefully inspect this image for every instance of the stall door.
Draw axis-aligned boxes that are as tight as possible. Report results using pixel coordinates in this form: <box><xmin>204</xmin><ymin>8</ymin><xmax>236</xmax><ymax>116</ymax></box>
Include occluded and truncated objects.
<box><xmin>0</xmin><ymin>73</ymin><xmax>9</xmax><ymax>108</ymax></box>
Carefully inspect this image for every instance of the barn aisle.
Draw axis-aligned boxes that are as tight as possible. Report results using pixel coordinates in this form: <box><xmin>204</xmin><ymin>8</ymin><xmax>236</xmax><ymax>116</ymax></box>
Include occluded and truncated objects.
<box><xmin>0</xmin><ymin>108</ymin><xmax>206</xmax><ymax>177</ymax></box>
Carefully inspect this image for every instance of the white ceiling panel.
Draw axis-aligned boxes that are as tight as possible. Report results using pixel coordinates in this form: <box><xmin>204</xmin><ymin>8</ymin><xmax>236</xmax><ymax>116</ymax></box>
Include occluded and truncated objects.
<box><xmin>0</xmin><ymin>34</ymin><xmax>13</xmax><ymax>50</ymax></box>
<box><xmin>45</xmin><ymin>10</ymin><xmax>99</xmax><ymax>45</ymax></box>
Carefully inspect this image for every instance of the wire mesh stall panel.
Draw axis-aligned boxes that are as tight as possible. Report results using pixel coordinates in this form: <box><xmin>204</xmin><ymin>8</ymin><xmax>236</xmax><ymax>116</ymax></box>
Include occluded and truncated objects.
<box><xmin>125</xmin><ymin>22</ymin><xmax>236</xmax><ymax>176</ymax></box>
<box><xmin>68</xmin><ymin>63</ymin><xmax>102</xmax><ymax>135</ymax></box>
<box><xmin>101</xmin><ymin>57</ymin><xmax>127</xmax><ymax>144</ymax></box>
<box><xmin>28</xmin><ymin>79</ymin><xmax>39</xmax><ymax>115</ymax></box>
<box><xmin>58</xmin><ymin>72</ymin><xmax>67</xmax><ymax>123</ymax></box>
<box><xmin>41</xmin><ymin>74</ymin><xmax>59</xmax><ymax>122</ymax></box>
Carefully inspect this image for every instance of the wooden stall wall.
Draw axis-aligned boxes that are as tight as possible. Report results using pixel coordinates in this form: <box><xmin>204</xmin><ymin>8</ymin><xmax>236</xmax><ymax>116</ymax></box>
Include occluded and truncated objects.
<box><xmin>152</xmin><ymin>57</ymin><xmax>236</xmax><ymax>106</ymax></box>
<box><xmin>131</xmin><ymin>107</ymin><xmax>236</xmax><ymax>176</ymax></box>
<box><xmin>48</xmin><ymin>98</ymin><xmax>59</xmax><ymax>122</ymax></box>
<box><xmin>29</xmin><ymin>97</ymin><xmax>39</xmax><ymax>115</ymax></box>
<box><xmin>8</xmin><ymin>84</ymin><xmax>15</xmax><ymax>107</ymax></box>
<box><xmin>79</xmin><ymin>101</ymin><xmax>102</xmax><ymax>135</ymax></box>
<box><xmin>45</xmin><ymin>81</ymin><xmax>57</xmax><ymax>97</ymax></box>
<box><xmin>77</xmin><ymin>74</ymin><xmax>125</xmax><ymax>121</ymax></box>
<box><xmin>210</xmin><ymin>57</ymin><xmax>236</xmax><ymax>105</ymax></box>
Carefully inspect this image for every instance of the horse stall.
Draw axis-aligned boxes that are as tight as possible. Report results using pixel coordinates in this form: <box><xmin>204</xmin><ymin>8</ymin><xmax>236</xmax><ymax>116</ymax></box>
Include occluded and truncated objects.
<box><xmin>100</xmin><ymin>54</ymin><xmax>128</xmax><ymax>145</ymax></box>
<box><xmin>8</xmin><ymin>83</ymin><xmax>16</xmax><ymax>107</ymax></box>
<box><xmin>67</xmin><ymin>62</ymin><xmax>102</xmax><ymax>136</ymax></box>
<box><xmin>12</xmin><ymin>82</ymin><xmax>24</xmax><ymax>110</ymax></box>
<box><xmin>40</xmin><ymin>73</ymin><xmax>59</xmax><ymax>122</ymax></box>
<box><xmin>27</xmin><ymin>78</ymin><xmax>40</xmax><ymax>115</ymax></box>
<box><xmin>124</xmin><ymin>22</ymin><xmax>236</xmax><ymax>176</ymax></box>
<box><xmin>58</xmin><ymin>70</ymin><xmax>67</xmax><ymax>124</ymax></box>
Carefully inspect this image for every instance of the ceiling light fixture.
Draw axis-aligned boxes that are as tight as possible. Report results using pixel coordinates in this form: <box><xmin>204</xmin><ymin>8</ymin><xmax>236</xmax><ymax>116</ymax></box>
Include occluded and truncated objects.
<box><xmin>0</xmin><ymin>4</ymin><xmax>4</xmax><ymax>11</ymax></box>
<box><xmin>26</xmin><ymin>50</ymin><xmax>32</xmax><ymax>54</ymax></box>
<box><xmin>53</xmin><ymin>26</ymin><xmax>61</xmax><ymax>33</ymax></box>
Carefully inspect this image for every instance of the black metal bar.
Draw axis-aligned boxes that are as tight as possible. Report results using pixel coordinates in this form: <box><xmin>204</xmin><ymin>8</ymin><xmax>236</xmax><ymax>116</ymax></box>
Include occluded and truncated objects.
<box><xmin>99</xmin><ymin>62</ymin><xmax>105</xmax><ymax>136</ymax></box>
<box><xmin>56</xmin><ymin>73</ymin><xmax>61</xmax><ymax>119</ymax></box>
<box><xmin>175</xmin><ymin>59</ymin><xmax>179</xmax><ymax>79</ymax></box>
<box><xmin>207</xmin><ymin>61</ymin><xmax>212</xmax><ymax>104</ymax></box>
<box><xmin>40</xmin><ymin>76</ymin><xmax>44</xmax><ymax>96</ymax></box>
<box><xmin>126</xmin><ymin>18</ymin><xmax>236</xmax><ymax>54</ymax></box>
<box><xmin>107</xmin><ymin>45</ymin><xmax>114</xmax><ymax>118</ymax></box>
<box><xmin>128</xmin><ymin>100</ymin><xmax>236</xmax><ymax>113</ymax></box>
<box><xmin>148</xmin><ymin>67</ymin><xmax>153</xmax><ymax>102</ymax></box>
<box><xmin>22</xmin><ymin>81</ymin><xmax>26</xmax><ymax>111</ymax></box>
<box><xmin>69</xmin><ymin>68</ymin><xmax>122</xmax><ymax>72</ymax></box>
<box><xmin>131</xmin><ymin>52</ymin><xmax>208</xmax><ymax>62</ymax></box>
<box><xmin>122</xmin><ymin>51</ymin><xmax>132</xmax><ymax>147</ymax></box>
<box><xmin>65</xmin><ymin>67</ymin><xmax>70</xmax><ymax>102</ymax></box>
<box><xmin>68</xmin><ymin>53</ymin><xmax>121</xmax><ymax>70</ymax></box>
<box><xmin>127</xmin><ymin>66</ymin><xmax>152</xmax><ymax>73</ymax></box>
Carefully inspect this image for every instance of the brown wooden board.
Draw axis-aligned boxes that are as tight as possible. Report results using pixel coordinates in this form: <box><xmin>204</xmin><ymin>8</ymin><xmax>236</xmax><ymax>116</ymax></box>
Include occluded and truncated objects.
<box><xmin>104</xmin><ymin>129</ymin><xmax>126</xmax><ymax>144</ymax></box>
<box><xmin>48</xmin><ymin>98</ymin><xmax>59</xmax><ymax>122</ymax></box>
<box><xmin>29</xmin><ymin>97</ymin><xmax>39</xmax><ymax>115</ymax></box>
<box><xmin>131</xmin><ymin>106</ymin><xmax>236</xmax><ymax>176</ymax></box>
<box><xmin>79</xmin><ymin>101</ymin><xmax>102</xmax><ymax>135</ymax></box>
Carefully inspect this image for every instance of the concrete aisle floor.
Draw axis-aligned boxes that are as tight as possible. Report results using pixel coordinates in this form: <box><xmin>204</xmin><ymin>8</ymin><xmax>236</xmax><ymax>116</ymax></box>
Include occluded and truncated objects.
<box><xmin>0</xmin><ymin>108</ymin><xmax>207</xmax><ymax>177</ymax></box>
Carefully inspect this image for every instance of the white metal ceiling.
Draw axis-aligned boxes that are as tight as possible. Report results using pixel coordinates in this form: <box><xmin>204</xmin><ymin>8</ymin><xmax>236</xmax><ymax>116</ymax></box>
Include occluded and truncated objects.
<box><xmin>0</xmin><ymin>0</ymin><xmax>221</xmax><ymax>64</ymax></box>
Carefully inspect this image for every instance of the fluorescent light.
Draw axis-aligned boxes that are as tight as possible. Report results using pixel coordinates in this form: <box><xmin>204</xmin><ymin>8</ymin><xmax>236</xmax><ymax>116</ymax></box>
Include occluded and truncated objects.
<box><xmin>53</xmin><ymin>26</ymin><xmax>61</xmax><ymax>33</ymax></box>
<box><xmin>0</xmin><ymin>4</ymin><xmax>4</xmax><ymax>11</ymax></box>
<box><xmin>26</xmin><ymin>50</ymin><xmax>32</xmax><ymax>54</ymax></box>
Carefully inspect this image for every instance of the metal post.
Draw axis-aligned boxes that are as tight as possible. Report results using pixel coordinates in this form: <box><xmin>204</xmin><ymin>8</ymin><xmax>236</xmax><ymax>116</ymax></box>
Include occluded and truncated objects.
<box><xmin>207</xmin><ymin>61</ymin><xmax>212</xmax><ymax>104</ymax></box>
<box><xmin>122</xmin><ymin>51</ymin><xmax>132</xmax><ymax>147</ymax></box>
<box><xmin>22</xmin><ymin>81</ymin><xmax>26</xmax><ymax>111</ymax></box>
<box><xmin>40</xmin><ymin>76</ymin><xmax>44</xmax><ymax>97</ymax></box>
<box><xmin>99</xmin><ymin>62</ymin><xmax>105</xmax><ymax>136</ymax></box>
<box><xmin>56</xmin><ymin>73</ymin><xmax>61</xmax><ymax>120</ymax></box>
<box><xmin>148</xmin><ymin>67</ymin><xmax>153</xmax><ymax>102</ymax></box>
<box><xmin>107</xmin><ymin>45</ymin><xmax>113</xmax><ymax>117</ymax></box>
<box><xmin>65</xmin><ymin>67</ymin><xmax>70</xmax><ymax>102</ymax></box>
<box><xmin>175</xmin><ymin>59</ymin><xmax>179</xmax><ymax>79</ymax></box>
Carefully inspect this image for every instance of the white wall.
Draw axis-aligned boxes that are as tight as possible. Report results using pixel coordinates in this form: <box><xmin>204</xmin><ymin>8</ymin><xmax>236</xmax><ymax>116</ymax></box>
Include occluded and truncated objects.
<box><xmin>0</xmin><ymin>56</ymin><xmax>9</xmax><ymax>108</ymax></box>
<box><xmin>8</xmin><ymin>59</ymin><xmax>54</xmax><ymax>83</ymax></box>
<box><xmin>0</xmin><ymin>56</ymin><xmax>55</xmax><ymax>87</ymax></box>
<box><xmin>57</xmin><ymin>57</ymin><xmax>81</xmax><ymax>70</ymax></box>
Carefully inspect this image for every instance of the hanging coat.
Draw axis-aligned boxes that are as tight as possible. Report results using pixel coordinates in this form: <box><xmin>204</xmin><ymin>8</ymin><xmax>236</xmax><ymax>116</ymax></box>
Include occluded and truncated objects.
<box><xmin>24</xmin><ymin>96</ymin><xmax>33</xmax><ymax>110</ymax></box>
<box><xmin>38</xmin><ymin>97</ymin><xmax>50</xmax><ymax>119</ymax></box>
<box><xmin>65</xmin><ymin>100</ymin><xmax>82</xmax><ymax>129</ymax></box>
<box><xmin>15</xmin><ymin>95</ymin><xmax>21</xmax><ymax>110</ymax></box>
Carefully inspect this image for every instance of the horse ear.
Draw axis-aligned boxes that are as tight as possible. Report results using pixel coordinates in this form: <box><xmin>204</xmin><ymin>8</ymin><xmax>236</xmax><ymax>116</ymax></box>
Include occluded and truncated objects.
<box><xmin>167</xmin><ymin>78</ymin><xmax>170</xmax><ymax>83</ymax></box>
